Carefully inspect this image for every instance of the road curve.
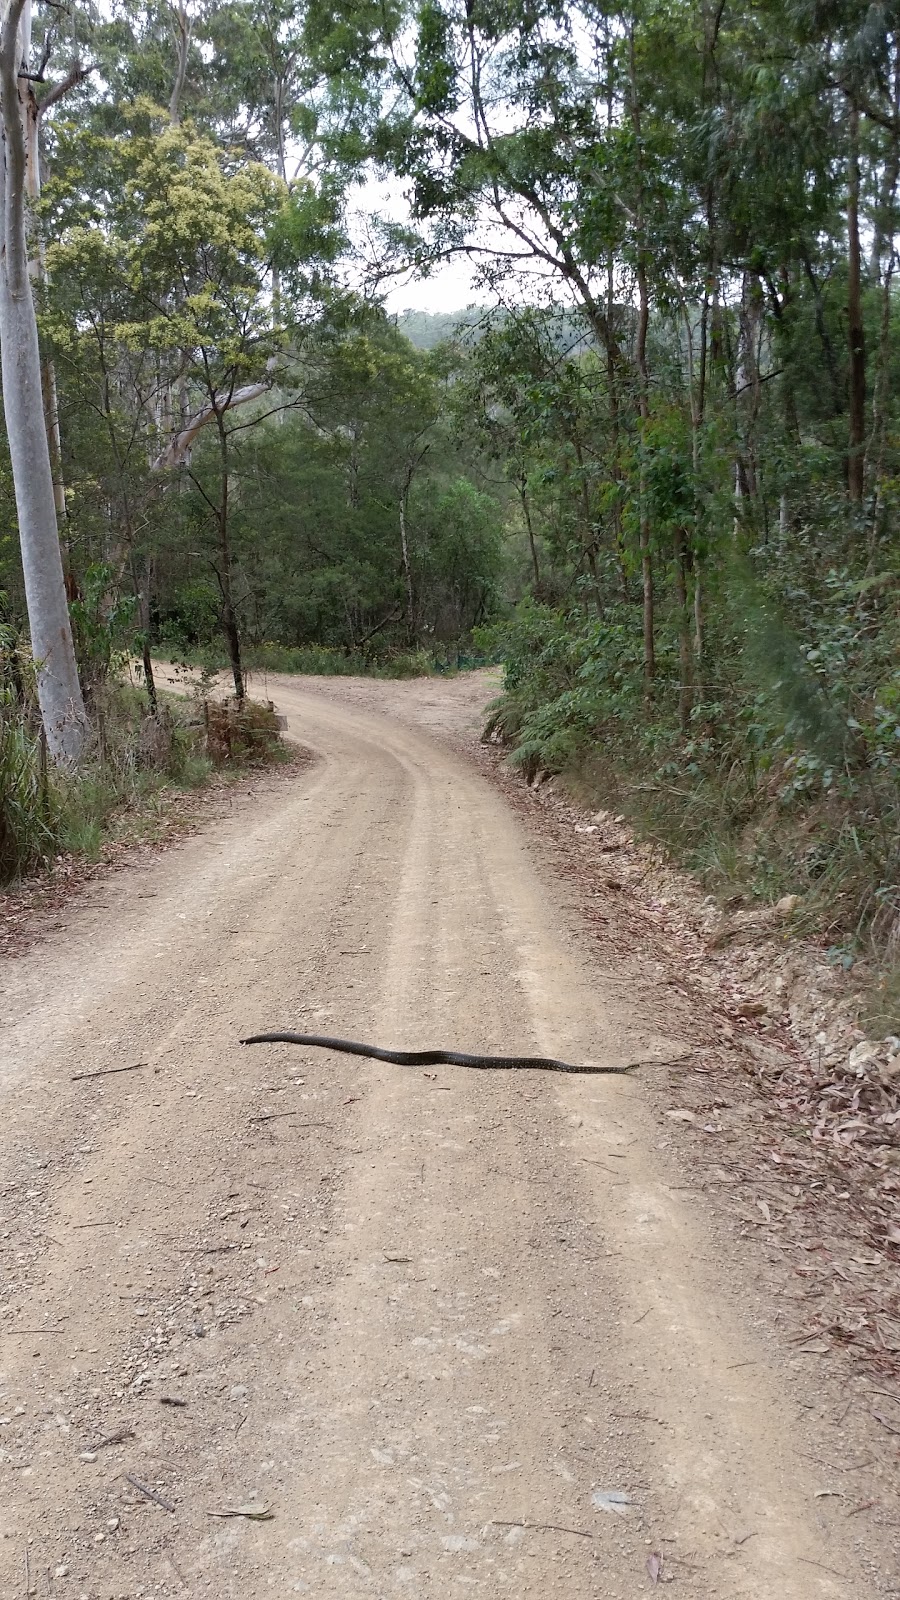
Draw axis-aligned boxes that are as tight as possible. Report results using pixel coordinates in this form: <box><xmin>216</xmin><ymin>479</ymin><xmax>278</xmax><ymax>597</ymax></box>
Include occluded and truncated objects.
<box><xmin>0</xmin><ymin>676</ymin><xmax>884</xmax><ymax>1598</ymax></box>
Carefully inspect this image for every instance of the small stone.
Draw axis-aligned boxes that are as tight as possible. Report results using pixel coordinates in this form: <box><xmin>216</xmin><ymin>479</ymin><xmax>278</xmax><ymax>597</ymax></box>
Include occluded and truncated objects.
<box><xmin>54</xmin><ymin>1565</ymin><xmax>69</xmax><ymax>1579</ymax></box>
<box><xmin>79</xmin><ymin>1450</ymin><xmax>97</xmax><ymax>1463</ymax></box>
<box><xmin>848</xmin><ymin>1040</ymin><xmax>880</xmax><ymax>1070</ymax></box>
<box><xmin>230</xmin><ymin>1385</ymin><xmax>248</xmax><ymax>1401</ymax></box>
<box><xmin>107</xmin><ymin>1518</ymin><xmax>120</xmax><ymax>1532</ymax></box>
<box><xmin>776</xmin><ymin>894</ymin><xmax>800</xmax><ymax>918</ymax></box>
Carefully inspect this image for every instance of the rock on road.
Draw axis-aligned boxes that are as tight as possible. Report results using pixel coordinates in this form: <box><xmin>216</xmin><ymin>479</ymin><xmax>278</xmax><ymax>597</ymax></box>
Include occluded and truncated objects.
<box><xmin>0</xmin><ymin>673</ymin><xmax>889</xmax><ymax>1598</ymax></box>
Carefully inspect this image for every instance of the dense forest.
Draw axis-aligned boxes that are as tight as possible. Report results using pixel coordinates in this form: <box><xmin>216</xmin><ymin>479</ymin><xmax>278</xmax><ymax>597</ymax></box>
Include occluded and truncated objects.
<box><xmin>1</xmin><ymin>0</ymin><xmax>899</xmax><ymax>1009</ymax></box>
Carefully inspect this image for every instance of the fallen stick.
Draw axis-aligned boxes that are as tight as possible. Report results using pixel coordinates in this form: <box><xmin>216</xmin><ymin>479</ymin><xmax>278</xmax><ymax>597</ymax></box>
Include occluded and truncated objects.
<box><xmin>123</xmin><ymin>1472</ymin><xmax>175</xmax><ymax>1513</ymax></box>
<box><xmin>249</xmin><ymin>1112</ymin><xmax>332</xmax><ymax>1126</ymax></box>
<box><xmin>92</xmin><ymin>1427</ymin><xmax>135</xmax><ymax>1451</ymax></box>
<box><xmin>491</xmin><ymin>1519</ymin><xmax>593</xmax><ymax>1539</ymax></box>
<box><xmin>71</xmin><ymin>1062</ymin><xmax>146</xmax><ymax>1083</ymax></box>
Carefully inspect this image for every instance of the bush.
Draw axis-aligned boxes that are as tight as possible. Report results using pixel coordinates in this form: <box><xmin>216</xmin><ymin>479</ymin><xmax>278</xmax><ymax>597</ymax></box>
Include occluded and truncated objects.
<box><xmin>482</xmin><ymin>586</ymin><xmax>900</xmax><ymax>976</ymax></box>
<box><xmin>203</xmin><ymin>696</ymin><xmax>283</xmax><ymax>764</ymax></box>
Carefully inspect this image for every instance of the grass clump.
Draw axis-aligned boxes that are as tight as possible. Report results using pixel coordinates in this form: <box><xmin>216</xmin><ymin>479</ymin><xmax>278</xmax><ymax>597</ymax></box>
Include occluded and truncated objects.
<box><xmin>0</xmin><ymin>663</ymin><xmax>284</xmax><ymax>888</ymax></box>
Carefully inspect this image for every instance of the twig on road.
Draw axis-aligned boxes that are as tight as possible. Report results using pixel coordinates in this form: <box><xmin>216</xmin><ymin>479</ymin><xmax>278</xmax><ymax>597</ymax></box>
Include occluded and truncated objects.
<box><xmin>249</xmin><ymin>1112</ymin><xmax>332</xmax><ymax>1126</ymax></box>
<box><xmin>91</xmin><ymin>1427</ymin><xmax>135</xmax><ymax>1451</ymax></box>
<box><xmin>71</xmin><ymin>1062</ymin><xmax>146</xmax><ymax>1082</ymax></box>
<box><xmin>798</xmin><ymin>1556</ymin><xmax>850</xmax><ymax>1580</ymax></box>
<box><xmin>123</xmin><ymin>1473</ymin><xmax>175</xmax><ymax>1513</ymax></box>
<box><xmin>491</xmin><ymin>1519</ymin><xmax>593</xmax><ymax>1539</ymax></box>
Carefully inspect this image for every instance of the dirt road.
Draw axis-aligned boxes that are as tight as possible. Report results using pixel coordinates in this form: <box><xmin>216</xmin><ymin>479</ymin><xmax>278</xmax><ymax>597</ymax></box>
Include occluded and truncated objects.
<box><xmin>0</xmin><ymin>673</ymin><xmax>894</xmax><ymax>1598</ymax></box>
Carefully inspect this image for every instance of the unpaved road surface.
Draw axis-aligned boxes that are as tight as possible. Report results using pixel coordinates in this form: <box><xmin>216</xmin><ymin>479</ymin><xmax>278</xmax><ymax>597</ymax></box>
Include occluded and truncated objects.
<box><xmin>1</xmin><ymin>672</ymin><xmax>896</xmax><ymax>1598</ymax></box>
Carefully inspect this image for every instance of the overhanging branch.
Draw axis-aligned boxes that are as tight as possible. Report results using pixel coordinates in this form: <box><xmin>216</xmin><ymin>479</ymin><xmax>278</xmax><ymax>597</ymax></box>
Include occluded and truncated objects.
<box><xmin>151</xmin><ymin>382</ymin><xmax>269</xmax><ymax>470</ymax></box>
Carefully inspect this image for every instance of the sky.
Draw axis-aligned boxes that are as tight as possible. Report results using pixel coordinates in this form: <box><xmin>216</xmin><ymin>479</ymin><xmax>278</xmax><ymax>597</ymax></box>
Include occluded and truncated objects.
<box><xmin>346</xmin><ymin>173</ymin><xmax>485</xmax><ymax>317</ymax></box>
<box><xmin>381</xmin><ymin>257</ymin><xmax>481</xmax><ymax>315</ymax></box>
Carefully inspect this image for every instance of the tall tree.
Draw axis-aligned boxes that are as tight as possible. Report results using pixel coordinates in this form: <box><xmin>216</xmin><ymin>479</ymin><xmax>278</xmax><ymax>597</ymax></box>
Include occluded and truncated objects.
<box><xmin>0</xmin><ymin>0</ymin><xmax>87</xmax><ymax>763</ymax></box>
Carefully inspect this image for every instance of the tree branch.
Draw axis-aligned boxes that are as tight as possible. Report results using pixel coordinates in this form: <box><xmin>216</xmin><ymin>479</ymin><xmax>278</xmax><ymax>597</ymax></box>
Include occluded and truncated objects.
<box><xmin>36</xmin><ymin>59</ymin><xmax>96</xmax><ymax>119</ymax></box>
<box><xmin>152</xmin><ymin>381</ymin><xmax>270</xmax><ymax>470</ymax></box>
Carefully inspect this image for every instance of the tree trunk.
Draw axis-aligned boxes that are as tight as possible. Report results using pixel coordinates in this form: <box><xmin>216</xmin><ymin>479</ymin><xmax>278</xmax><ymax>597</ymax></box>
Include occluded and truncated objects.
<box><xmin>683</xmin><ymin>305</ymin><xmax>706</xmax><ymax>669</ymax></box>
<box><xmin>139</xmin><ymin>555</ymin><xmax>157</xmax><ymax>714</ymax></box>
<box><xmin>629</xmin><ymin>24</ymin><xmax>655</xmax><ymax>694</ymax></box>
<box><xmin>673</xmin><ymin>525</ymin><xmax>693</xmax><ymax>733</ymax></box>
<box><xmin>41</xmin><ymin>357</ymin><xmax>66</xmax><ymax>522</ymax></box>
<box><xmin>214</xmin><ymin>415</ymin><xmax>244</xmax><ymax>701</ymax></box>
<box><xmin>0</xmin><ymin>0</ymin><xmax>86</xmax><ymax>764</ymax></box>
<box><xmin>399</xmin><ymin>481</ymin><xmax>415</xmax><ymax>634</ymax></box>
<box><xmin>605</xmin><ymin>252</ymin><xmax>627</xmax><ymax>593</ymax></box>
<box><xmin>20</xmin><ymin>57</ymin><xmax>69</xmax><ymax>524</ymax></box>
<box><xmin>864</xmin><ymin>60</ymin><xmax>900</xmax><ymax>541</ymax></box>
<box><xmin>734</xmin><ymin>274</ymin><xmax>762</xmax><ymax>520</ymax></box>
<box><xmin>517</xmin><ymin>473</ymin><xmax>540</xmax><ymax>590</ymax></box>
<box><xmin>220</xmin><ymin>570</ymin><xmax>244</xmax><ymax>703</ymax></box>
<box><xmin>693</xmin><ymin>565</ymin><xmax>703</xmax><ymax>664</ymax></box>
<box><xmin>168</xmin><ymin>1</ymin><xmax>191</xmax><ymax>124</ymax></box>
<box><xmin>847</xmin><ymin>99</ymin><xmax>866</xmax><ymax>505</ymax></box>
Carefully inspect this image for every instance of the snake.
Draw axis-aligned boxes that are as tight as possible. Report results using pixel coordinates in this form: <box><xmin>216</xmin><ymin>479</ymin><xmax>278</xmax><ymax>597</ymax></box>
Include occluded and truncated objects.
<box><xmin>240</xmin><ymin>1032</ymin><xmax>635</xmax><ymax>1075</ymax></box>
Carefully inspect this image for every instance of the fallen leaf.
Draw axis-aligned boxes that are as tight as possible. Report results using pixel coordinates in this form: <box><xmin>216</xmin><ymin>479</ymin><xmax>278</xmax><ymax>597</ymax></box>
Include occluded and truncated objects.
<box><xmin>208</xmin><ymin>1504</ymin><xmax>274</xmax><ymax>1520</ymax></box>
<box><xmin>646</xmin><ymin>1551</ymin><xmax>662</xmax><ymax>1582</ymax></box>
<box><xmin>591</xmin><ymin>1489</ymin><xmax>632</xmax><ymax>1514</ymax></box>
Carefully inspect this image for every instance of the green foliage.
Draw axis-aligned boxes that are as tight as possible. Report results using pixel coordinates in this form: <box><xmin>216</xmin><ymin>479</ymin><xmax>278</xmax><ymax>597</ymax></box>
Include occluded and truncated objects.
<box><xmin>483</xmin><ymin>556</ymin><xmax>900</xmax><ymax>957</ymax></box>
<box><xmin>69</xmin><ymin>565</ymin><xmax>137</xmax><ymax>697</ymax></box>
<box><xmin>164</xmin><ymin>639</ymin><xmax>438</xmax><ymax>679</ymax></box>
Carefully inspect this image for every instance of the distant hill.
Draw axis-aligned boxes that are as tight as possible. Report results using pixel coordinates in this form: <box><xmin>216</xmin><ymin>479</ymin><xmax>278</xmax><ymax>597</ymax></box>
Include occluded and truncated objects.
<box><xmin>395</xmin><ymin>304</ymin><xmax>602</xmax><ymax>356</ymax></box>
<box><xmin>394</xmin><ymin>308</ymin><xmax>487</xmax><ymax>350</ymax></box>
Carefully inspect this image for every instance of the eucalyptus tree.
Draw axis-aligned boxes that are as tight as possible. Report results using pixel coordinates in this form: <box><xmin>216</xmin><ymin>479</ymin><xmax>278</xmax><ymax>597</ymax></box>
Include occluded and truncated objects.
<box><xmin>0</xmin><ymin>0</ymin><xmax>88</xmax><ymax>763</ymax></box>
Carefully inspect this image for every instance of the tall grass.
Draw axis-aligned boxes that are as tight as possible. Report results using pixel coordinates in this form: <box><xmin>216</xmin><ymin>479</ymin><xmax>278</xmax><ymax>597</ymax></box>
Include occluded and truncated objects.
<box><xmin>0</xmin><ymin>676</ymin><xmax>283</xmax><ymax>889</ymax></box>
<box><xmin>0</xmin><ymin>684</ymin><xmax>58</xmax><ymax>880</ymax></box>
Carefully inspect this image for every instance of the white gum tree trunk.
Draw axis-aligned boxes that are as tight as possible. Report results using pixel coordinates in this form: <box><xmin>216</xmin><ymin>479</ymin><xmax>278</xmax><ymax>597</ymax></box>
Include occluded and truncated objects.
<box><xmin>0</xmin><ymin>0</ymin><xmax>87</xmax><ymax>763</ymax></box>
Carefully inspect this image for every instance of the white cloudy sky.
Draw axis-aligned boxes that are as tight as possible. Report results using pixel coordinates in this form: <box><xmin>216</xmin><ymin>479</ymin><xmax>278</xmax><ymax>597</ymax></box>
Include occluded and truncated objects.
<box><xmin>344</xmin><ymin>172</ymin><xmax>484</xmax><ymax>315</ymax></box>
